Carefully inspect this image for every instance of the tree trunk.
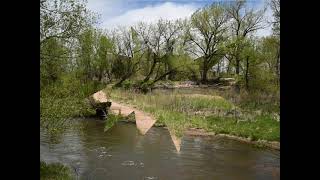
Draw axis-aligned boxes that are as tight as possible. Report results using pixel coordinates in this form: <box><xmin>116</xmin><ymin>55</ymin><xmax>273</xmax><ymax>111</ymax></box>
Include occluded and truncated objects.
<box><xmin>143</xmin><ymin>55</ymin><xmax>157</xmax><ymax>83</ymax></box>
<box><xmin>235</xmin><ymin>57</ymin><xmax>240</xmax><ymax>75</ymax></box>
<box><xmin>227</xmin><ymin>60</ymin><xmax>231</xmax><ymax>75</ymax></box>
<box><xmin>245</xmin><ymin>56</ymin><xmax>249</xmax><ymax>90</ymax></box>
<box><xmin>217</xmin><ymin>61</ymin><xmax>220</xmax><ymax>77</ymax></box>
<box><xmin>165</xmin><ymin>63</ymin><xmax>169</xmax><ymax>80</ymax></box>
<box><xmin>276</xmin><ymin>47</ymin><xmax>280</xmax><ymax>86</ymax></box>
<box><xmin>201</xmin><ymin>60</ymin><xmax>208</xmax><ymax>83</ymax></box>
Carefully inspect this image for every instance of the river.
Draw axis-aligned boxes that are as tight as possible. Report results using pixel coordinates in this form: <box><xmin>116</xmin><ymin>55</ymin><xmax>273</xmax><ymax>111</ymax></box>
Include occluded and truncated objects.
<box><xmin>40</xmin><ymin>119</ymin><xmax>280</xmax><ymax>180</ymax></box>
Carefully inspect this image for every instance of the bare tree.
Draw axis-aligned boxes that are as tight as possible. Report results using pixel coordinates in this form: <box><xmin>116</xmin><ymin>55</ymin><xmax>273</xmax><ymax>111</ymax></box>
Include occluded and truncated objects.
<box><xmin>112</xmin><ymin>26</ymin><xmax>146</xmax><ymax>86</ymax></box>
<box><xmin>137</xmin><ymin>19</ymin><xmax>182</xmax><ymax>84</ymax></box>
<box><xmin>270</xmin><ymin>0</ymin><xmax>280</xmax><ymax>37</ymax></box>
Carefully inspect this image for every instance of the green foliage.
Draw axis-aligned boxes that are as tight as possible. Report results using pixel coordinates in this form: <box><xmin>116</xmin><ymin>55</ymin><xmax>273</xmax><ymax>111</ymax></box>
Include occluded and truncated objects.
<box><xmin>40</xmin><ymin>38</ymin><xmax>69</xmax><ymax>87</ymax></box>
<box><xmin>40</xmin><ymin>161</ymin><xmax>74</xmax><ymax>180</ymax></box>
<box><xmin>104</xmin><ymin>114</ymin><xmax>123</xmax><ymax>132</ymax></box>
<box><xmin>121</xmin><ymin>80</ymin><xmax>134</xmax><ymax>89</ymax></box>
<box><xmin>40</xmin><ymin>0</ymin><xmax>96</xmax><ymax>45</ymax></box>
<box><xmin>40</xmin><ymin>73</ymin><xmax>103</xmax><ymax>135</ymax></box>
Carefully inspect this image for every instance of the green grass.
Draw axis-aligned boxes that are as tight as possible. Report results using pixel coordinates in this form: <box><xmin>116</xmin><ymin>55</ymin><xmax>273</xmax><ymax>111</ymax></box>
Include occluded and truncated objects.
<box><xmin>106</xmin><ymin>87</ymin><xmax>279</xmax><ymax>141</ymax></box>
<box><xmin>40</xmin><ymin>161</ymin><xmax>74</xmax><ymax>180</ymax></box>
<box><xmin>203</xmin><ymin>115</ymin><xmax>280</xmax><ymax>141</ymax></box>
<box><xmin>104</xmin><ymin>114</ymin><xmax>123</xmax><ymax>132</ymax></box>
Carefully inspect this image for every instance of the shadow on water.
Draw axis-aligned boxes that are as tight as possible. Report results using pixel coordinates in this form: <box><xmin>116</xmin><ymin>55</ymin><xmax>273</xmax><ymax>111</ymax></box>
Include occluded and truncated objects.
<box><xmin>40</xmin><ymin>119</ymin><xmax>280</xmax><ymax>180</ymax></box>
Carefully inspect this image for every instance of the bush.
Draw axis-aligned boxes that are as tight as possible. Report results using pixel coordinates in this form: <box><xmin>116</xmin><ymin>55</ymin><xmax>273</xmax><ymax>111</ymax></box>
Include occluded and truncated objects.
<box><xmin>122</xmin><ymin>79</ymin><xmax>134</xmax><ymax>89</ymax></box>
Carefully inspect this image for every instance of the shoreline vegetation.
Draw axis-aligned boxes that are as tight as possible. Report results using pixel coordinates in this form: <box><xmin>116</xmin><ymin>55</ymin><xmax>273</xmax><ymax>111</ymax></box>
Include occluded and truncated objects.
<box><xmin>104</xmin><ymin>83</ymin><xmax>279</xmax><ymax>150</ymax></box>
<box><xmin>40</xmin><ymin>161</ymin><xmax>74</xmax><ymax>180</ymax></box>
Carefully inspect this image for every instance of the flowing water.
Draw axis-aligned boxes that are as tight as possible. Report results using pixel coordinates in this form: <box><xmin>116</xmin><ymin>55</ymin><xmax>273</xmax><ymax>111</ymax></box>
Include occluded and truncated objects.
<box><xmin>40</xmin><ymin>119</ymin><xmax>280</xmax><ymax>180</ymax></box>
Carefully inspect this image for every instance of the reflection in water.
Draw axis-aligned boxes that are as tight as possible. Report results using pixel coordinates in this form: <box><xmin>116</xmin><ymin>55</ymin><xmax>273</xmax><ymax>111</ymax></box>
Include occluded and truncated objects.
<box><xmin>40</xmin><ymin>120</ymin><xmax>280</xmax><ymax>180</ymax></box>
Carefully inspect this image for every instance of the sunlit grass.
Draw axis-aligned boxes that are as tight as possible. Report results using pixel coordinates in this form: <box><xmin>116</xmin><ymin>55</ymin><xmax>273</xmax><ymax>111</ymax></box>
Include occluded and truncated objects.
<box><xmin>106</xmin><ymin>87</ymin><xmax>280</xmax><ymax>141</ymax></box>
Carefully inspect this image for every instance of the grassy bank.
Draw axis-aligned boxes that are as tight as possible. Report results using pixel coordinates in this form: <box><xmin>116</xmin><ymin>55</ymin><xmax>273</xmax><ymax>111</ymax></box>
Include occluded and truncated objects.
<box><xmin>106</xmin><ymin>87</ymin><xmax>279</xmax><ymax>141</ymax></box>
<box><xmin>40</xmin><ymin>161</ymin><xmax>74</xmax><ymax>180</ymax></box>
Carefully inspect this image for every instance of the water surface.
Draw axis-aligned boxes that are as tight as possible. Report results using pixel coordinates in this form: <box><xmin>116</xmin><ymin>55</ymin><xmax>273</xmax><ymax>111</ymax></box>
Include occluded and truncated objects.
<box><xmin>40</xmin><ymin>120</ymin><xmax>280</xmax><ymax>180</ymax></box>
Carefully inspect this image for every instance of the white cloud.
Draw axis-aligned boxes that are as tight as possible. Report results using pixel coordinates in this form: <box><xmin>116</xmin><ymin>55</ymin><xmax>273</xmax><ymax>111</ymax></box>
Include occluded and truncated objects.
<box><xmin>101</xmin><ymin>2</ymin><xmax>199</xmax><ymax>30</ymax></box>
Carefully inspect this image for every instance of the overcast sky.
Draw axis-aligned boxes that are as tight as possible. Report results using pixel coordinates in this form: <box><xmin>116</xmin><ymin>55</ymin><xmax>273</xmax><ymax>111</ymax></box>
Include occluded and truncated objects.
<box><xmin>87</xmin><ymin>0</ymin><xmax>273</xmax><ymax>37</ymax></box>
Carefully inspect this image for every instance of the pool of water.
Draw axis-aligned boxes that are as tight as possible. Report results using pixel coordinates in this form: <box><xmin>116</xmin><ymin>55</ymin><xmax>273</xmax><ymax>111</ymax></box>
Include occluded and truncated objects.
<box><xmin>40</xmin><ymin>120</ymin><xmax>280</xmax><ymax>180</ymax></box>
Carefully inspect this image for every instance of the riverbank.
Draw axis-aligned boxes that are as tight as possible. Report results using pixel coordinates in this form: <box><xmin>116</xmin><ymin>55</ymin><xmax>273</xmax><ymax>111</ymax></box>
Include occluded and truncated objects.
<box><xmin>117</xmin><ymin>119</ymin><xmax>280</xmax><ymax>150</ymax></box>
<box><xmin>105</xmin><ymin>87</ymin><xmax>279</xmax><ymax>149</ymax></box>
<box><xmin>184</xmin><ymin>128</ymin><xmax>280</xmax><ymax>150</ymax></box>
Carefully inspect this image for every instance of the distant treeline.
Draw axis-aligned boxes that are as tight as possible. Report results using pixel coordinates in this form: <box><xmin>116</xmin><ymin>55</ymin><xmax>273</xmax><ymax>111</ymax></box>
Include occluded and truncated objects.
<box><xmin>40</xmin><ymin>0</ymin><xmax>280</xmax><ymax>94</ymax></box>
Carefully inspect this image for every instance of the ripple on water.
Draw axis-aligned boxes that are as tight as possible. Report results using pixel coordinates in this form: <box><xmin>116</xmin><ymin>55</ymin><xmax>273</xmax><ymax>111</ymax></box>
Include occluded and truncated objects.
<box><xmin>143</xmin><ymin>177</ymin><xmax>159</xmax><ymax>180</ymax></box>
<box><xmin>121</xmin><ymin>160</ymin><xmax>135</xmax><ymax>166</ymax></box>
<box><xmin>121</xmin><ymin>160</ymin><xmax>145</xmax><ymax>168</ymax></box>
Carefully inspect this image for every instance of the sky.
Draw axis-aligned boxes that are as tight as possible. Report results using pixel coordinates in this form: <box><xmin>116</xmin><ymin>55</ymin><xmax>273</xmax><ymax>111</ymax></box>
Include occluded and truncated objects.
<box><xmin>87</xmin><ymin>0</ymin><xmax>273</xmax><ymax>37</ymax></box>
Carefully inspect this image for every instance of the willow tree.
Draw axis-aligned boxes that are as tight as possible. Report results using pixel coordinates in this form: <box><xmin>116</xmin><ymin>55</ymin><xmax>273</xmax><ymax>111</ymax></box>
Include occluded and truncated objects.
<box><xmin>184</xmin><ymin>3</ymin><xmax>230</xmax><ymax>83</ymax></box>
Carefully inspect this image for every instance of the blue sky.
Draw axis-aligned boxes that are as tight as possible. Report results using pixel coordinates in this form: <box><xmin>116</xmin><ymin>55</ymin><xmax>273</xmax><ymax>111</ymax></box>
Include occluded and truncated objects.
<box><xmin>87</xmin><ymin>0</ymin><xmax>272</xmax><ymax>36</ymax></box>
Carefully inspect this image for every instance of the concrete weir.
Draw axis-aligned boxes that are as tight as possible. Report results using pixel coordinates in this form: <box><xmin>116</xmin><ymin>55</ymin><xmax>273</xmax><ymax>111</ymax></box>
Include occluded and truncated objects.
<box><xmin>168</xmin><ymin>130</ymin><xmax>182</xmax><ymax>153</ymax></box>
<box><xmin>90</xmin><ymin>90</ymin><xmax>182</xmax><ymax>152</ymax></box>
<box><xmin>110</xmin><ymin>101</ymin><xmax>156</xmax><ymax>135</ymax></box>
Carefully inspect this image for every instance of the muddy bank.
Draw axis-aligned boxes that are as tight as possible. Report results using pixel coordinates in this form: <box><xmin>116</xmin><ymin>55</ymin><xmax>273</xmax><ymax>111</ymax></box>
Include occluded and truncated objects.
<box><xmin>152</xmin><ymin>80</ymin><xmax>236</xmax><ymax>90</ymax></box>
<box><xmin>117</xmin><ymin>118</ymin><xmax>279</xmax><ymax>150</ymax></box>
<box><xmin>157</xmin><ymin>125</ymin><xmax>279</xmax><ymax>150</ymax></box>
<box><xmin>185</xmin><ymin>128</ymin><xmax>280</xmax><ymax>150</ymax></box>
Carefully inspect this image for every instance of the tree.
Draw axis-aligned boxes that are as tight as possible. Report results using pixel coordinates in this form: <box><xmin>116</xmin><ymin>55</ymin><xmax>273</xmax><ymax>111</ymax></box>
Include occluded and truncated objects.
<box><xmin>184</xmin><ymin>4</ymin><xmax>230</xmax><ymax>83</ymax></box>
<box><xmin>93</xmin><ymin>31</ymin><xmax>114</xmax><ymax>82</ymax></box>
<box><xmin>161</xmin><ymin>19</ymin><xmax>183</xmax><ymax>80</ymax></box>
<box><xmin>77</xmin><ymin>29</ymin><xmax>95</xmax><ymax>82</ymax></box>
<box><xmin>40</xmin><ymin>0</ymin><xmax>97</xmax><ymax>87</ymax></box>
<box><xmin>226</xmin><ymin>0</ymin><xmax>266</xmax><ymax>76</ymax></box>
<box><xmin>259</xmin><ymin>36</ymin><xmax>279</xmax><ymax>86</ymax></box>
<box><xmin>270</xmin><ymin>0</ymin><xmax>280</xmax><ymax>37</ymax></box>
<box><xmin>136</xmin><ymin>19</ymin><xmax>182</xmax><ymax>85</ymax></box>
<box><xmin>40</xmin><ymin>0</ymin><xmax>96</xmax><ymax>45</ymax></box>
<box><xmin>40</xmin><ymin>38</ymin><xmax>69</xmax><ymax>86</ymax></box>
<box><xmin>112</xmin><ymin>25</ymin><xmax>146</xmax><ymax>87</ymax></box>
<box><xmin>270</xmin><ymin>0</ymin><xmax>280</xmax><ymax>84</ymax></box>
